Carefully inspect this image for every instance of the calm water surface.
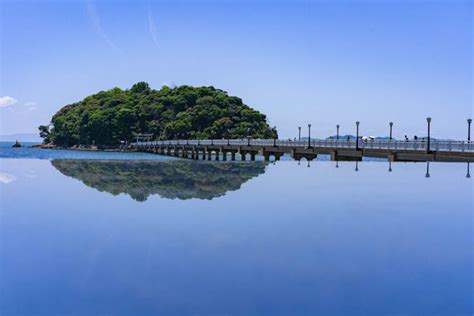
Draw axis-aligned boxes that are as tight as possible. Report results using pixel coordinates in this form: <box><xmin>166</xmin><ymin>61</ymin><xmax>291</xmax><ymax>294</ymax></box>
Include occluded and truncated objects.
<box><xmin>0</xmin><ymin>152</ymin><xmax>473</xmax><ymax>315</ymax></box>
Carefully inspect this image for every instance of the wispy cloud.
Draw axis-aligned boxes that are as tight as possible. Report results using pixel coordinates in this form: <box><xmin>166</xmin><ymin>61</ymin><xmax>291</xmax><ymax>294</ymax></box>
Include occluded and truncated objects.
<box><xmin>25</xmin><ymin>101</ymin><xmax>37</xmax><ymax>111</ymax></box>
<box><xmin>0</xmin><ymin>96</ymin><xmax>18</xmax><ymax>108</ymax></box>
<box><xmin>85</xmin><ymin>0</ymin><xmax>120</xmax><ymax>52</ymax></box>
<box><xmin>148</xmin><ymin>9</ymin><xmax>159</xmax><ymax>49</ymax></box>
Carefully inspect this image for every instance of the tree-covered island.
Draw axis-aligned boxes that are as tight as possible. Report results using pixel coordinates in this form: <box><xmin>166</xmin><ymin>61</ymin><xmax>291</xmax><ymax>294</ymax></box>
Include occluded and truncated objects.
<box><xmin>39</xmin><ymin>82</ymin><xmax>277</xmax><ymax>147</ymax></box>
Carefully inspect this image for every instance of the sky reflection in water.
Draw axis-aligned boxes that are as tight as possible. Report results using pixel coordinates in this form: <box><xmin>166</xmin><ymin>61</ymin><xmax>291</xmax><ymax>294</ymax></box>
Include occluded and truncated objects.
<box><xmin>0</xmin><ymin>159</ymin><xmax>472</xmax><ymax>315</ymax></box>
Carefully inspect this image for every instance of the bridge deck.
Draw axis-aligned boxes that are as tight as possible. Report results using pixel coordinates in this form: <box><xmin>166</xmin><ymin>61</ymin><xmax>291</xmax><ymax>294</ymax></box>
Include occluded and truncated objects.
<box><xmin>130</xmin><ymin>139</ymin><xmax>474</xmax><ymax>162</ymax></box>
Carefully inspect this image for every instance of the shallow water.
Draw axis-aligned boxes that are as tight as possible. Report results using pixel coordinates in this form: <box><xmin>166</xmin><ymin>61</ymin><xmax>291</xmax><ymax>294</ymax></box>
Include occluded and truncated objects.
<box><xmin>0</xmin><ymin>158</ymin><xmax>472</xmax><ymax>315</ymax></box>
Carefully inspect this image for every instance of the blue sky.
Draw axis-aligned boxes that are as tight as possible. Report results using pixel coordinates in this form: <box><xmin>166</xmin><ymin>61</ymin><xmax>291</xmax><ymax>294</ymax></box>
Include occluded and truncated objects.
<box><xmin>0</xmin><ymin>0</ymin><xmax>472</xmax><ymax>139</ymax></box>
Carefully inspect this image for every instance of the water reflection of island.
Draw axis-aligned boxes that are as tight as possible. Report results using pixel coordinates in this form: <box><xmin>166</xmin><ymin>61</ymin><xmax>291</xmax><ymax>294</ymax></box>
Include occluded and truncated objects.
<box><xmin>51</xmin><ymin>160</ymin><xmax>268</xmax><ymax>201</ymax></box>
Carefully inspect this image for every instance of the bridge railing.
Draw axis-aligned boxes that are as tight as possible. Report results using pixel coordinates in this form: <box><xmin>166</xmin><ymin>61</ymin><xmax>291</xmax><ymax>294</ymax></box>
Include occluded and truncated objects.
<box><xmin>130</xmin><ymin>139</ymin><xmax>474</xmax><ymax>153</ymax></box>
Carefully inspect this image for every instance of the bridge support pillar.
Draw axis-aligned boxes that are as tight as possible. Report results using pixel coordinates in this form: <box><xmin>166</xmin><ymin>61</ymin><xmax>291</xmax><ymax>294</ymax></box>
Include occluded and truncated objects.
<box><xmin>231</xmin><ymin>152</ymin><xmax>236</xmax><ymax>161</ymax></box>
<box><xmin>207</xmin><ymin>151</ymin><xmax>212</xmax><ymax>160</ymax></box>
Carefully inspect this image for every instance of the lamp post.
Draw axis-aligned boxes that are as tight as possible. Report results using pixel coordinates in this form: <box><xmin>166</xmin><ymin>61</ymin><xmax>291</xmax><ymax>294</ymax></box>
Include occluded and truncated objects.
<box><xmin>467</xmin><ymin>162</ymin><xmax>471</xmax><ymax>178</ymax></box>
<box><xmin>426</xmin><ymin>117</ymin><xmax>432</xmax><ymax>152</ymax></box>
<box><xmin>355</xmin><ymin>121</ymin><xmax>360</xmax><ymax>150</ymax></box>
<box><xmin>388</xmin><ymin>161</ymin><xmax>392</xmax><ymax>172</ymax></box>
<box><xmin>389</xmin><ymin>122</ymin><xmax>393</xmax><ymax>140</ymax></box>
<box><xmin>467</xmin><ymin>119</ymin><xmax>472</xmax><ymax>143</ymax></box>
<box><xmin>298</xmin><ymin>126</ymin><xmax>301</xmax><ymax>141</ymax></box>
<box><xmin>307</xmin><ymin>124</ymin><xmax>312</xmax><ymax>148</ymax></box>
<box><xmin>336</xmin><ymin>125</ymin><xmax>340</xmax><ymax>140</ymax></box>
<box><xmin>355</xmin><ymin>161</ymin><xmax>359</xmax><ymax>172</ymax></box>
<box><xmin>425</xmin><ymin>162</ymin><xmax>430</xmax><ymax>178</ymax></box>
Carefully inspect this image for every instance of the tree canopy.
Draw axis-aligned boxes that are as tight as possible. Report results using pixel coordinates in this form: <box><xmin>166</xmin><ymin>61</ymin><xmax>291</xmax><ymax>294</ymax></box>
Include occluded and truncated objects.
<box><xmin>40</xmin><ymin>82</ymin><xmax>278</xmax><ymax>146</ymax></box>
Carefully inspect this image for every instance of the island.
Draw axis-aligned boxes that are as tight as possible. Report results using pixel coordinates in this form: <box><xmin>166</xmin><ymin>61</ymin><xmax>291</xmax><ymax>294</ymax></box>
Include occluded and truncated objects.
<box><xmin>39</xmin><ymin>82</ymin><xmax>278</xmax><ymax>147</ymax></box>
<box><xmin>11</xmin><ymin>140</ymin><xmax>22</xmax><ymax>148</ymax></box>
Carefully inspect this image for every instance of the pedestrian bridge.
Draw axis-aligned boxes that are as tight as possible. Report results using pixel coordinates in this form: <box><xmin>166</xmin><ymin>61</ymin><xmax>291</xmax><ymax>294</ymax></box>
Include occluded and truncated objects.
<box><xmin>129</xmin><ymin>139</ymin><xmax>474</xmax><ymax>162</ymax></box>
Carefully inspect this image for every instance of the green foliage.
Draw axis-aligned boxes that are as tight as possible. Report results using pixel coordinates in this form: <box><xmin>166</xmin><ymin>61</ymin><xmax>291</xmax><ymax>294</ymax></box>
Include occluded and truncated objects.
<box><xmin>38</xmin><ymin>125</ymin><xmax>50</xmax><ymax>142</ymax></box>
<box><xmin>41</xmin><ymin>83</ymin><xmax>278</xmax><ymax>146</ymax></box>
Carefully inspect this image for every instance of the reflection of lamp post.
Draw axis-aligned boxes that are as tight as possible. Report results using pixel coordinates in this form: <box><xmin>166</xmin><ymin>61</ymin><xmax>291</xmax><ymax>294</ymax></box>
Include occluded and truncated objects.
<box><xmin>388</xmin><ymin>161</ymin><xmax>392</xmax><ymax>172</ymax></box>
<box><xmin>298</xmin><ymin>126</ymin><xmax>301</xmax><ymax>141</ymax></box>
<box><xmin>355</xmin><ymin>121</ymin><xmax>360</xmax><ymax>150</ymax></box>
<box><xmin>426</xmin><ymin>117</ymin><xmax>432</xmax><ymax>152</ymax></box>
<box><xmin>467</xmin><ymin>162</ymin><xmax>471</xmax><ymax>178</ymax></box>
<box><xmin>336</xmin><ymin>125</ymin><xmax>340</xmax><ymax>140</ymax></box>
<box><xmin>467</xmin><ymin>119</ymin><xmax>472</xmax><ymax>143</ymax></box>
<box><xmin>308</xmin><ymin>124</ymin><xmax>312</xmax><ymax>148</ymax></box>
<box><xmin>355</xmin><ymin>161</ymin><xmax>359</xmax><ymax>172</ymax></box>
<box><xmin>336</xmin><ymin>161</ymin><xmax>339</xmax><ymax>168</ymax></box>
<box><xmin>425</xmin><ymin>162</ymin><xmax>430</xmax><ymax>178</ymax></box>
<box><xmin>389</xmin><ymin>122</ymin><xmax>393</xmax><ymax>140</ymax></box>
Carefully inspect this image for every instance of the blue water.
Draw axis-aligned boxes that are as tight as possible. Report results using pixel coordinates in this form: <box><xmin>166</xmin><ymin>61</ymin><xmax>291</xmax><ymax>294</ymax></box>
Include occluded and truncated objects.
<box><xmin>0</xmin><ymin>153</ymin><xmax>473</xmax><ymax>314</ymax></box>
<box><xmin>0</xmin><ymin>142</ymin><xmax>174</xmax><ymax>160</ymax></box>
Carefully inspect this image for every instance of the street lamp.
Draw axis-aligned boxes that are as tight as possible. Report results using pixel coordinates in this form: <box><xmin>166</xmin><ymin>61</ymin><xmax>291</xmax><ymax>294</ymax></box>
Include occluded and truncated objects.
<box><xmin>425</xmin><ymin>162</ymin><xmax>430</xmax><ymax>178</ymax></box>
<box><xmin>307</xmin><ymin>124</ymin><xmax>312</xmax><ymax>148</ymax></box>
<box><xmin>388</xmin><ymin>161</ymin><xmax>392</xmax><ymax>172</ymax></box>
<box><xmin>467</xmin><ymin>118</ymin><xmax>472</xmax><ymax>143</ymax></box>
<box><xmin>355</xmin><ymin>121</ymin><xmax>360</xmax><ymax>150</ymax></box>
<box><xmin>426</xmin><ymin>117</ymin><xmax>432</xmax><ymax>152</ymax></box>
<box><xmin>389</xmin><ymin>122</ymin><xmax>393</xmax><ymax>140</ymax></box>
<box><xmin>298</xmin><ymin>126</ymin><xmax>301</xmax><ymax>141</ymax></box>
<box><xmin>336</xmin><ymin>125</ymin><xmax>340</xmax><ymax>140</ymax></box>
<box><xmin>467</xmin><ymin>162</ymin><xmax>471</xmax><ymax>178</ymax></box>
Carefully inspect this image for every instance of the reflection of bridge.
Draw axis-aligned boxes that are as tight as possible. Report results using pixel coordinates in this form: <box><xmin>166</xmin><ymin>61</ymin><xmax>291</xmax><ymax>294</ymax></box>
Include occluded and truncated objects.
<box><xmin>130</xmin><ymin>139</ymin><xmax>474</xmax><ymax>162</ymax></box>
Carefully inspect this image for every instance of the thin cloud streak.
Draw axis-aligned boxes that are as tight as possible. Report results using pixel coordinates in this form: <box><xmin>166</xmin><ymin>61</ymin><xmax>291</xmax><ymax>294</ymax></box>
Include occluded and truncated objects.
<box><xmin>148</xmin><ymin>9</ymin><xmax>159</xmax><ymax>49</ymax></box>
<box><xmin>85</xmin><ymin>0</ymin><xmax>120</xmax><ymax>52</ymax></box>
